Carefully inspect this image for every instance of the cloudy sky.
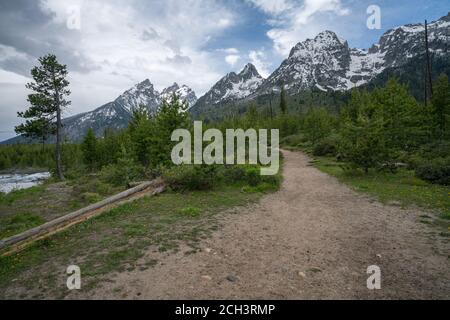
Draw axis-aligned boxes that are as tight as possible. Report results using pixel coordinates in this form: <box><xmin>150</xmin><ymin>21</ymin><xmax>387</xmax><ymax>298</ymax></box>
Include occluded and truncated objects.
<box><xmin>0</xmin><ymin>0</ymin><xmax>449</xmax><ymax>141</ymax></box>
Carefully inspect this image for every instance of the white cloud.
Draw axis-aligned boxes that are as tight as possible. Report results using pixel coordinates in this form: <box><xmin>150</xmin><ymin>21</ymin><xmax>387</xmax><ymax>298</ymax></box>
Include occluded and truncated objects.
<box><xmin>0</xmin><ymin>0</ymin><xmax>244</xmax><ymax>137</ymax></box>
<box><xmin>248</xmin><ymin>50</ymin><xmax>270</xmax><ymax>78</ymax></box>
<box><xmin>217</xmin><ymin>18</ymin><xmax>233</xmax><ymax>28</ymax></box>
<box><xmin>253</xmin><ymin>0</ymin><xmax>351</xmax><ymax>56</ymax></box>
<box><xmin>39</xmin><ymin>0</ymin><xmax>237</xmax><ymax>91</ymax></box>
<box><xmin>217</xmin><ymin>48</ymin><xmax>240</xmax><ymax>54</ymax></box>
<box><xmin>225</xmin><ymin>54</ymin><xmax>240</xmax><ymax>66</ymax></box>
<box><xmin>295</xmin><ymin>0</ymin><xmax>350</xmax><ymax>24</ymax></box>
<box><xmin>0</xmin><ymin>69</ymin><xmax>30</xmax><ymax>84</ymax></box>
<box><xmin>247</xmin><ymin>0</ymin><xmax>293</xmax><ymax>15</ymax></box>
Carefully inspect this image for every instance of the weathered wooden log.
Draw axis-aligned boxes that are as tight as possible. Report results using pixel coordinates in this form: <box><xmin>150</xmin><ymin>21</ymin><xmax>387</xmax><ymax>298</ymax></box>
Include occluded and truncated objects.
<box><xmin>127</xmin><ymin>181</ymin><xmax>151</xmax><ymax>188</ymax></box>
<box><xmin>0</xmin><ymin>178</ymin><xmax>166</xmax><ymax>252</ymax></box>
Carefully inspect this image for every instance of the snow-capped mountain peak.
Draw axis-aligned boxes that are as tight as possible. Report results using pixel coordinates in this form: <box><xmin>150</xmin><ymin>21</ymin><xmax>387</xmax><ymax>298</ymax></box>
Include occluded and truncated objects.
<box><xmin>60</xmin><ymin>79</ymin><xmax>197</xmax><ymax>141</ymax></box>
<box><xmin>192</xmin><ymin>63</ymin><xmax>264</xmax><ymax>110</ymax></box>
<box><xmin>254</xmin><ymin>12</ymin><xmax>450</xmax><ymax>95</ymax></box>
<box><xmin>114</xmin><ymin>78</ymin><xmax>160</xmax><ymax>113</ymax></box>
<box><xmin>289</xmin><ymin>30</ymin><xmax>348</xmax><ymax>59</ymax></box>
<box><xmin>240</xmin><ymin>63</ymin><xmax>261</xmax><ymax>79</ymax></box>
<box><xmin>160</xmin><ymin>82</ymin><xmax>198</xmax><ymax>107</ymax></box>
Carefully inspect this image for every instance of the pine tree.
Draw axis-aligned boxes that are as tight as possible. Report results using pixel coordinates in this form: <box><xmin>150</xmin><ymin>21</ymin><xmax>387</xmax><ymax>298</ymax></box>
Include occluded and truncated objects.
<box><xmin>128</xmin><ymin>104</ymin><xmax>150</xmax><ymax>134</ymax></box>
<box><xmin>116</xmin><ymin>144</ymin><xmax>138</xmax><ymax>187</ymax></box>
<box><xmin>431</xmin><ymin>74</ymin><xmax>450</xmax><ymax>139</ymax></box>
<box><xmin>339</xmin><ymin>90</ymin><xmax>386</xmax><ymax>173</ymax></box>
<box><xmin>303</xmin><ymin>108</ymin><xmax>333</xmax><ymax>144</ymax></box>
<box><xmin>374</xmin><ymin>78</ymin><xmax>424</xmax><ymax>152</ymax></box>
<box><xmin>81</xmin><ymin>128</ymin><xmax>98</xmax><ymax>170</ymax></box>
<box><xmin>245</xmin><ymin>103</ymin><xmax>259</xmax><ymax>129</ymax></box>
<box><xmin>279</xmin><ymin>85</ymin><xmax>287</xmax><ymax>114</ymax></box>
<box><xmin>152</xmin><ymin>93</ymin><xmax>191</xmax><ymax>167</ymax></box>
<box><xmin>15</xmin><ymin>54</ymin><xmax>71</xmax><ymax>180</ymax></box>
<box><xmin>15</xmin><ymin>117</ymin><xmax>54</xmax><ymax>151</ymax></box>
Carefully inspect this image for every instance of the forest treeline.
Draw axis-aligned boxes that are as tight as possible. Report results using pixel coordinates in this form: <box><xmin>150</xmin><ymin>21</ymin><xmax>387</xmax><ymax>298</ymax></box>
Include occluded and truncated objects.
<box><xmin>1</xmin><ymin>74</ymin><xmax>449</xmax><ymax>187</ymax></box>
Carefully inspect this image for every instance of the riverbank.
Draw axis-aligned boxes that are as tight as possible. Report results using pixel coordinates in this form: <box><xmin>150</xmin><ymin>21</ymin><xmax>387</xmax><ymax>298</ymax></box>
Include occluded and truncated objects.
<box><xmin>0</xmin><ymin>174</ymin><xmax>126</xmax><ymax>238</ymax></box>
<box><xmin>0</xmin><ymin>172</ymin><xmax>51</xmax><ymax>194</ymax></box>
<box><xmin>0</xmin><ymin>167</ymin><xmax>49</xmax><ymax>175</ymax></box>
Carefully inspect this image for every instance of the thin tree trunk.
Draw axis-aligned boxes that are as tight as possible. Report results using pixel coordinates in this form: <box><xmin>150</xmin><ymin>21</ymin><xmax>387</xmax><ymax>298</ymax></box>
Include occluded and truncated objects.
<box><xmin>425</xmin><ymin>20</ymin><xmax>433</xmax><ymax>98</ymax></box>
<box><xmin>55</xmin><ymin>107</ymin><xmax>64</xmax><ymax>180</ymax></box>
<box><xmin>54</xmin><ymin>86</ymin><xmax>64</xmax><ymax>181</ymax></box>
<box><xmin>269</xmin><ymin>91</ymin><xmax>273</xmax><ymax>119</ymax></box>
<box><xmin>424</xmin><ymin>63</ymin><xmax>427</xmax><ymax>107</ymax></box>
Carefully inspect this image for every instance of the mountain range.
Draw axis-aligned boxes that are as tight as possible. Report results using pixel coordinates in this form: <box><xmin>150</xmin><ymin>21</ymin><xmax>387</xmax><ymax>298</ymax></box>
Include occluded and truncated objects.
<box><xmin>61</xmin><ymin>81</ymin><xmax>197</xmax><ymax>141</ymax></box>
<box><xmin>3</xmin><ymin>11</ymin><xmax>449</xmax><ymax>143</ymax></box>
<box><xmin>192</xmin><ymin>11</ymin><xmax>449</xmax><ymax>115</ymax></box>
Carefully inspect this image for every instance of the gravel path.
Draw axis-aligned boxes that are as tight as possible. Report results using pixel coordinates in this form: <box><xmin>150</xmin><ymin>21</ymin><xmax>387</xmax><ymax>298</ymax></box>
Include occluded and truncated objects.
<box><xmin>92</xmin><ymin>150</ymin><xmax>450</xmax><ymax>299</ymax></box>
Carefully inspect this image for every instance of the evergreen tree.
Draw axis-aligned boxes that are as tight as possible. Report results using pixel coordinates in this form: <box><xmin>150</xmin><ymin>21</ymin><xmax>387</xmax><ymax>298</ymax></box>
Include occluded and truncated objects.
<box><xmin>116</xmin><ymin>144</ymin><xmax>139</xmax><ymax>186</ymax></box>
<box><xmin>15</xmin><ymin>54</ymin><xmax>71</xmax><ymax>180</ymax></box>
<box><xmin>128</xmin><ymin>104</ymin><xmax>150</xmax><ymax>134</ymax></box>
<box><xmin>151</xmin><ymin>93</ymin><xmax>191</xmax><ymax>167</ymax></box>
<box><xmin>303</xmin><ymin>108</ymin><xmax>334</xmax><ymax>144</ymax></box>
<box><xmin>245</xmin><ymin>103</ymin><xmax>259</xmax><ymax>129</ymax></box>
<box><xmin>339</xmin><ymin>90</ymin><xmax>386</xmax><ymax>173</ymax></box>
<box><xmin>279</xmin><ymin>85</ymin><xmax>287</xmax><ymax>114</ymax></box>
<box><xmin>431</xmin><ymin>74</ymin><xmax>450</xmax><ymax>139</ymax></box>
<box><xmin>81</xmin><ymin>128</ymin><xmax>98</xmax><ymax>170</ymax></box>
<box><xmin>15</xmin><ymin>117</ymin><xmax>54</xmax><ymax>151</ymax></box>
<box><xmin>374</xmin><ymin>78</ymin><xmax>425</xmax><ymax>152</ymax></box>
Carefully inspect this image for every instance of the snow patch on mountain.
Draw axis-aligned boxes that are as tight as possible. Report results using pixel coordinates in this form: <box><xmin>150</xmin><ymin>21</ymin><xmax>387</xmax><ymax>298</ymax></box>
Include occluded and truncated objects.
<box><xmin>161</xmin><ymin>82</ymin><xmax>198</xmax><ymax>107</ymax></box>
<box><xmin>192</xmin><ymin>63</ymin><xmax>264</xmax><ymax>109</ymax></box>
<box><xmin>61</xmin><ymin>79</ymin><xmax>197</xmax><ymax>141</ymax></box>
<box><xmin>254</xmin><ymin>12</ymin><xmax>450</xmax><ymax>94</ymax></box>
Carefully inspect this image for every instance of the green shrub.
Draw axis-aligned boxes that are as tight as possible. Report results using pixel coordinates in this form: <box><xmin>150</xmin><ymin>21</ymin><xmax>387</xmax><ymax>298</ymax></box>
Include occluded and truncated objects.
<box><xmin>303</xmin><ymin>108</ymin><xmax>335</xmax><ymax>144</ymax></box>
<box><xmin>404</xmin><ymin>154</ymin><xmax>426</xmax><ymax>170</ymax></box>
<box><xmin>415</xmin><ymin>158</ymin><xmax>450</xmax><ymax>185</ymax></box>
<box><xmin>162</xmin><ymin>165</ymin><xmax>218</xmax><ymax>190</ymax></box>
<box><xmin>260</xmin><ymin>174</ymin><xmax>282</xmax><ymax>189</ymax></box>
<box><xmin>417</xmin><ymin>141</ymin><xmax>450</xmax><ymax>160</ymax></box>
<box><xmin>221</xmin><ymin>165</ymin><xmax>247</xmax><ymax>182</ymax></box>
<box><xmin>245</xmin><ymin>167</ymin><xmax>261</xmax><ymax>186</ymax></box>
<box><xmin>280</xmin><ymin>134</ymin><xmax>307</xmax><ymax>147</ymax></box>
<box><xmin>80</xmin><ymin>192</ymin><xmax>102</xmax><ymax>204</ymax></box>
<box><xmin>100</xmin><ymin>162</ymin><xmax>144</xmax><ymax>187</ymax></box>
<box><xmin>313</xmin><ymin>136</ymin><xmax>338</xmax><ymax>156</ymax></box>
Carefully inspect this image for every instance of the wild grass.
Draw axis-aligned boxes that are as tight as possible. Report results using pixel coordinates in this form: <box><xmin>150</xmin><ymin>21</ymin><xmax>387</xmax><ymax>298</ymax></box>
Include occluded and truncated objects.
<box><xmin>312</xmin><ymin>156</ymin><xmax>450</xmax><ymax>220</ymax></box>
<box><xmin>0</xmin><ymin>179</ymin><xmax>277</xmax><ymax>298</ymax></box>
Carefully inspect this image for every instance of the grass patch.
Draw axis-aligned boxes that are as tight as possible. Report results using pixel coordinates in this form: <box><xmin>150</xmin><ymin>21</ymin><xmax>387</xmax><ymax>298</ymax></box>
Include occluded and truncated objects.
<box><xmin>0</xmin><ymin>175</ymin><xmax>125</xmax><ymax>234</ymax></box>
<box><xmin>178</xmin><ymin>207</ymin><xmax>201</xmax><ymax>217</ymax></box>
<box><xmin>0</xmin><ymin>212</ymin><xmax>45</xmax><ymax>239</ymax></box>
<box><xmin>0</xmin><ymin>183</ymin><xmax>268</xmax><ymax>298</ymax></box>
<box><xmin>313</xmin><ymin>156</ymin><xmax>450</xmax><ymax>219</ymax></box>
<box><xmin>0</xmin><ymin>186</ymin><xmax>45</xmax><ymax>207</ymax></box>
<box><xmin>242</xmin><ymin>182</ymin><xmax>279</xmax><ymax>193</ymax></box>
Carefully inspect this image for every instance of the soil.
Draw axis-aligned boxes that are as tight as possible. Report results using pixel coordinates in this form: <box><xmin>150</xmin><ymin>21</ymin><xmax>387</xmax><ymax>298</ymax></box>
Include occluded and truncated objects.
<box><xmin>86</xmin><ymin>150</ymin><xmax>450</xmax><ymax>299</ymax></box>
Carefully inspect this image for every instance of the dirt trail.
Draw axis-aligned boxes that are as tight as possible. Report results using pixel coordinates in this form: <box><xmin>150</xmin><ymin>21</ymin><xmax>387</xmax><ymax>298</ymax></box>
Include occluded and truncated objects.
<box><xmin>92</xmin><ymin>150</ymin><xmax>450</xmax><ymax>299</ymax></box>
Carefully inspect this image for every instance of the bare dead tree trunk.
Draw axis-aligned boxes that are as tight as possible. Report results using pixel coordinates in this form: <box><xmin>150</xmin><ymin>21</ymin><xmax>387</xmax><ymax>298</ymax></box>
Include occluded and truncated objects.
<box><xmin>269</xmin><ymin>90</ymin><xmax>274</xmax><ymax>119</ymax></box>
<box><xmin>424</xmin><ymin>63</ymin><xmax>428</xmax><ymax>107</ymax></box>
<box><xmin>425</xmin><ymin>20</ymin><xmax>433</xmax><ymax>100</ymax></box>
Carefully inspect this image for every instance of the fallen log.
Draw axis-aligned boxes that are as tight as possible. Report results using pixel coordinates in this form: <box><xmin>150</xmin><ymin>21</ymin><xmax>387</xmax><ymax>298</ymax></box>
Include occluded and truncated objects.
<box><xmin>0</xmin><ymin>178</ymin><xmax>166</xmax><ymax>255</ymax></box>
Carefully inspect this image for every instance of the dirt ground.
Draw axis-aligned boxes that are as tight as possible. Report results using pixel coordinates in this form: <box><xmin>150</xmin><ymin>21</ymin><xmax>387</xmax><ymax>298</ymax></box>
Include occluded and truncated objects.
<box><xmin>87</xmin><ymin>150</ymin><xmax>450</xmax><ymax>299</ymax></box>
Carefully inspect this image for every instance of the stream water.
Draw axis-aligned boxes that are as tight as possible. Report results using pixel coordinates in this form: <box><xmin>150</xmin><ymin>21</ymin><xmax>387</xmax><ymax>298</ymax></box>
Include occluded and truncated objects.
<box><xmin>0</xmin><ymin>172</ymin><xmax>51</xmax><ymax>194</ymax></box>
